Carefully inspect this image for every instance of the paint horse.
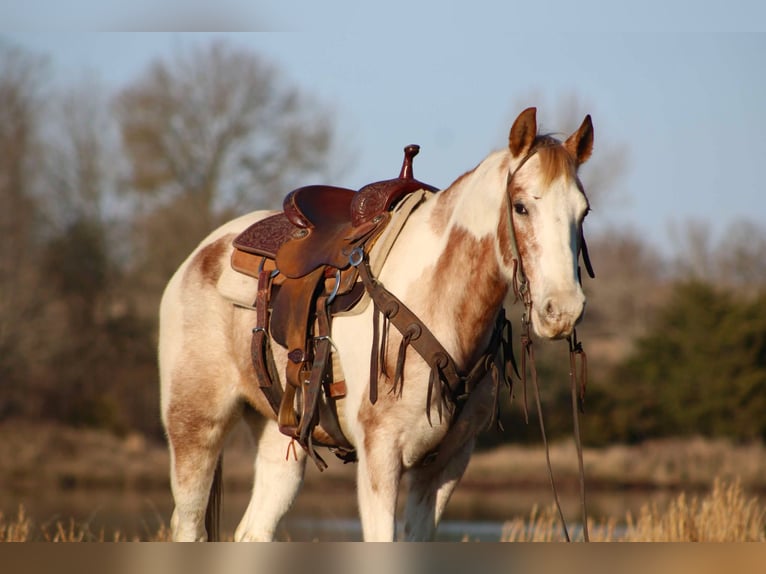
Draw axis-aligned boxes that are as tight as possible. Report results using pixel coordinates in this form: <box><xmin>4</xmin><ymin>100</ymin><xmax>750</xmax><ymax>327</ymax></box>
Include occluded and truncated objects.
<box><xmin>159</xmin><ymin>107</ymin><xmax>594</xmax><ymax>541</ymax></box>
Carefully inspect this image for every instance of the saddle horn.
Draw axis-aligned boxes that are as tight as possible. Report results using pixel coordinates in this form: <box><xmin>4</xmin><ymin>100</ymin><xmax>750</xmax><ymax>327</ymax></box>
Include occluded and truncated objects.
<box><xmin>399</xmin><ymin>144</ymin><xmax>420</xmax><ymax>179</ymax></box>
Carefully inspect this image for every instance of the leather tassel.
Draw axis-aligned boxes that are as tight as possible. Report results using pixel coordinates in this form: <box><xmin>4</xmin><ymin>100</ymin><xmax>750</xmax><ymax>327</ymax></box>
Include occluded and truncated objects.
<box><xmin>392</xmin><ymin>330</ymin><xmax>413</xmax><ymax>397</ymax></box>
<box><xmin>380</xmin><ymin>313</ymin><xmax>390</xmax><ymax>377</ymax></box>
<box><xmin>369</xmin><ymin>304</ymin><xmax>380</xmax><ymax>404</ymax></box>
<box><xmin>306</xmin><ymin>432</ymin><xmax>328</xmax><ymax>471</ymax></box>
<box><xmin>435</xmin><ymin>367</ymin><xmax>444</xmax><ymax>422</ymax></box>
<box><xmin>503</xmin><ymin>335</ymin><xmax>517</xmax><ymax>395</ymax></box>
<box><xmin>496</xmin><ymin>361</ymin><xmax>513</xmax><ymax>432</ymax></box>
<box><xmin>520</xmin><ymin>335</ymin><xmax>530</xmax><ymax>424</ymax></box>
<box><xmin>426</xmin><ymin>365</ymin><xmax>438</xmax><ymax>426</ymax></box>
<box><xmin>503</xmin><ymin>318</ymin><xmax>520</xmax><ymax>382</ymax></box>
<box><xmin>425</xmin><ymin>362</ymin><xmax>448</xmax><ymax>426</ymax></box>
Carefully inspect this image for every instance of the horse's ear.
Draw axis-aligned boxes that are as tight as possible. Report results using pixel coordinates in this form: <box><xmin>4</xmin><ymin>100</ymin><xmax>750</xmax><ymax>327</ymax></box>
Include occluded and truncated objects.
<box><xmin>509</xmin><ymin>107</ymin><xmax>537</xmax><ymax>158</ymax></box>
<box><xmin>564</xmin><ymin>115</ymin><xmax>594</xmax><ymax>166</ymax></box>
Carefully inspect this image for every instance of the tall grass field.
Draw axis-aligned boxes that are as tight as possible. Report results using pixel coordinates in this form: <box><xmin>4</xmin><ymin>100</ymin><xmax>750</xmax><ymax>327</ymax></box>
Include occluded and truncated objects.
<box><xmin>1</xmin><ymin>478</ymin><xmax>763</xmax><ymax>542</ymax></box>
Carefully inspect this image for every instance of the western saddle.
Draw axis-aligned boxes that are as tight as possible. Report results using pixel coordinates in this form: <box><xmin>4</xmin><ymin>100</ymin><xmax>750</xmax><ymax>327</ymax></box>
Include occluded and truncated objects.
<box><xmin>231</xmin><ymin>145</ymin><xmax>438</xmax><ymax>468</ymax></box>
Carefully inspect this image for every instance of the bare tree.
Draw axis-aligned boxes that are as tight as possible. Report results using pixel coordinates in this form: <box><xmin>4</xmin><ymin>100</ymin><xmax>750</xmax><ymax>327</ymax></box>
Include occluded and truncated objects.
<box><xmin>43</xmin><ymin>77</ymin><xmax>122</xmax><ymax>228</ymax></box>
<box><xmin>115</xmin><ymin>40</ymin><xmax>340</xmax><ymax>295</ymax></box>
<box><xmin>116</xmin><ymin>41</ymin><xmax>336</xmax><ymax>211</ymax></box>
<box><xmin>0</xmin><ymin>42</ymin><xmax>46</xmax><ymax>280</ymax></box>
<box><xmin>670</xmin><ymin>218</ymin><xmax>766</xmax><ymax>293</ymax></box>
<box><xmin>0</xmin><ymin>42</ymin><xmax>50</xmax><ymax>417</ymax></box>
<box><xmin>580</xmin><ymin>228</ymin><xmax>667</xmax><ymax>350</ymax></box>
<box><xmin>717</xmin><ymin>220</ymin><xmax>766</xmax><ymax>290</ymax></box>
<box><xmin>40</xmin><ymin>79</ymin><xmax>126</xmax><ymax>324</ymax></box>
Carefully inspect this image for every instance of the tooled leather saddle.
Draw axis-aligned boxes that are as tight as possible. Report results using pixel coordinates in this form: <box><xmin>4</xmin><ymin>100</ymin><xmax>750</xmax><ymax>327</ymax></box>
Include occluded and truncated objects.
<box><xmin>231</xmin><ymin>145</ymin><xmax>437</xmax><ymax>468</ymax></box>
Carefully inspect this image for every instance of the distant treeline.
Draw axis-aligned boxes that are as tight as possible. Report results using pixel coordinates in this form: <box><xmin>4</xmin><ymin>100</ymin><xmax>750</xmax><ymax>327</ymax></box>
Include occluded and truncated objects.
<box><xmin>488</xmin><ymin>280</ymin><xmax>766</xmax><ymax>447</ymax></box>
<box><xmin>1</xmin><ymin>39</ymin><xmax>765</xmax><ymax>445</ymax></box>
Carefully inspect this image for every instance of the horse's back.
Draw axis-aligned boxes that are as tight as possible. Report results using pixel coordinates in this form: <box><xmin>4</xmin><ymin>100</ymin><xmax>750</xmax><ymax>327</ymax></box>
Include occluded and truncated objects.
<box><xmin>158</xmin><ymin>210</ymin><xmax>274</xmax><ymax>411</ymax></box>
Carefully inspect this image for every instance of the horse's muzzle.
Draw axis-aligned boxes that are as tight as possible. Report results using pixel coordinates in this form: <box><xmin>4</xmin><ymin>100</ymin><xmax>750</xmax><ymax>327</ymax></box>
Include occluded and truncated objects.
<box><xmin>532</xmin><ymin>291</ymin><xmax>586</xmax><ymax>340</ymax></box>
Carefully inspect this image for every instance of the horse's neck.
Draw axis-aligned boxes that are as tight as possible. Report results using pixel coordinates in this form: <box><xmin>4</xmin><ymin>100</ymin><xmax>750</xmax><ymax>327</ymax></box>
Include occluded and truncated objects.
<box><xmin>379</xmin><ymin>151</ymin><xmax>511</xmax><ymax>369</ymax></box>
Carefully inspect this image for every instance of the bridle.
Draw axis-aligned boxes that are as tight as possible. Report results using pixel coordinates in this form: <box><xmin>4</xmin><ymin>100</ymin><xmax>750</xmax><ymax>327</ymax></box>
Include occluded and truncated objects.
<box><xmin>503</xmin><ymin>143</ymin><xmax>594</xmax><ymax>542</ymax></box>
<box><xmin>503</xmin><ymin>142</ymin><xmax>595</xmax><ymax>300</ymax></box>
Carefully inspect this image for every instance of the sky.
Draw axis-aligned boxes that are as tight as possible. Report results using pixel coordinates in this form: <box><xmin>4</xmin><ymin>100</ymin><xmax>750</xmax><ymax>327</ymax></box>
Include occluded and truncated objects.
<box><xmin>3</xmin><ymin>8</ymin><xmax>766</xmax><ymax>255</ymax></box>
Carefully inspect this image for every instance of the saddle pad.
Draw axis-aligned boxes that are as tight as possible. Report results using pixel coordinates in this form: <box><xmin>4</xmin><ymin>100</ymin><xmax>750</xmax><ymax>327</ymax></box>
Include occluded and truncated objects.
<box><xmin>334</xmin><ymin>187</ymin><xmax>431</xmax><ymax>317</ymax></box>
<box><xmin>217</xmin><ymin>259</ymin><xmax>259</xmax><ymax>310</ymax></box>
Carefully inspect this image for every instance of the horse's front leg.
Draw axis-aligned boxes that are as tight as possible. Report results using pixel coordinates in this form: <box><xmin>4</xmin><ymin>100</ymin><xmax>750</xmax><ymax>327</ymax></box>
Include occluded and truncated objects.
<box><xmin>402</xmin><ymin>438</ymin><xmax>475</xmax><ymax>541</ymax></box>
<box><xmin>356</xmin><ymin>435</ymin><xmax>403</xmax><ymax>541</ymax></box>
<box><xmin>235</xmin><ymin>413</ymin><xmax>307</xmax><ymax>541</ymax></box>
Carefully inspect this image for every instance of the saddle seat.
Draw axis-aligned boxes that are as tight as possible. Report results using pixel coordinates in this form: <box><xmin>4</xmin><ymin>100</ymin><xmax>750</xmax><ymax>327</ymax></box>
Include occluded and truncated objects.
<box><xmin>233</xmin><ymin>145</ymin><xmax>437</xmax><ymax>278</ymax></box>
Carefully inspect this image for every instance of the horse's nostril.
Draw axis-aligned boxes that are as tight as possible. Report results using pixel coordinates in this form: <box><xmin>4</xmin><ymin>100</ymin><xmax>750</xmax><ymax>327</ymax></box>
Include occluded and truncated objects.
<box><xmin>544</xmin><ymin>300</ymin><xmax>556</xmax><ymax>318</ymax></box>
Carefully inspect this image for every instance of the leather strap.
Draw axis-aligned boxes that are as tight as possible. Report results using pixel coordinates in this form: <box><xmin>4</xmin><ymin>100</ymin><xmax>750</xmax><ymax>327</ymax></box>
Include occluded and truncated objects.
<box><xmin>568</xmin><ymin>329</ymin><xmax>590</xmax><ymax>541</ymax></box>
<box><xmin>298</xmin><ymin>296</ymin><xmax>332</xmax><ymax>453</ymax></box>
<box><xmin>353</xmin><ymin>250</ymin><xmax>511</xmax><ymax>425</ymax></box>
<box><xmin>251</xmin><ymin>267</ymin><xmax>282</xmax><ymax>414</ymax></box>
<box><xmin>275</xmin><ymin>267</ymin><xmax>325</xmax><ymax>436</ymax></box>
<box><xmin>355</xmin><ymin>255</ymin><xmax>461</xmax><ymax>415</ymax></box>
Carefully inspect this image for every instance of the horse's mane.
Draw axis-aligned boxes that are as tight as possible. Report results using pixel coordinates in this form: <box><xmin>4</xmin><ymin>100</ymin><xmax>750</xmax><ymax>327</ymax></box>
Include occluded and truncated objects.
<box><xmin>531</xmin><ymin>134</ymin><xmax>578</xmax><ymax>186</ymax></box>
<box><xmin>433</xmin><ymin>133</ymin><xmax>579</xmax><ymax>224</ymax></box>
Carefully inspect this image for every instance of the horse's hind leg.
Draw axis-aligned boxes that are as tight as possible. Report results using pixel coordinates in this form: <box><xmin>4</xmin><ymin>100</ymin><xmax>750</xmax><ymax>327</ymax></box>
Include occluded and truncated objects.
<box><xmin>402</xmin><ymin>439</ymin><xmax>475</xmax><ymax>541</ymax></box>
<box><xmin>164</xmin><ymin>379</ymin><xmax>241</xmax><ymax>541</ymax></box>
<box><xmin>234</xmin><ymin>410</ymin><xmax>307</xmax><ymax>541</ymax></box>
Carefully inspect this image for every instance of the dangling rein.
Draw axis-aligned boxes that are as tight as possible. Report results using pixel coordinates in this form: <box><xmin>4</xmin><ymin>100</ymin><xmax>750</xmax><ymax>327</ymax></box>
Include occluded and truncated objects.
<box><xmin>507</xmin><ymin>143</ymin><xmax>594</xmax><ymax>542</ymax></box>
<box><xmin>517</xmin><ymin>286</ymin><xmax>591</xmax><ymax>543</ymax></box>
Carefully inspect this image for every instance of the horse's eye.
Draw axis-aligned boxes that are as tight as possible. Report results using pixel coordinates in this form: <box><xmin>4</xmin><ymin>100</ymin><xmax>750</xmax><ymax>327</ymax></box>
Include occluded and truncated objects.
<box><xmin>513</xmin><ymin>202</ymin><xmax>528</xmax><ymax>216</ymax></box>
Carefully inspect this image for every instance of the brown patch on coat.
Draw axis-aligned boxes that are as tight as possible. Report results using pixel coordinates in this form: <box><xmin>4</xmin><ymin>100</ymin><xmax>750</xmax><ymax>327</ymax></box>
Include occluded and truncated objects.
<box><xmin>426</xmin><ymin>227</ymin><xmax>508</xmax><ymax>368</ymax></box>
<box><xmin>165</xmin><ymin>378</ymin><xmax>223</xmax><ymax>486</ymax></box>
<box><xmin>187</xmin><ymin>235</ymin><xmax>233</xmax><ymax>287</ymax></box>
<box><xmin>506</xmin><ymin>178</ymin><xmax>541</xmax><ymax>296</ymax></box>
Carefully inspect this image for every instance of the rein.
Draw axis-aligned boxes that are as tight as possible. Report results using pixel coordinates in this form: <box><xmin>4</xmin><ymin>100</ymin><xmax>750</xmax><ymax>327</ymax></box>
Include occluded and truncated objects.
<box><xmin>518</xmin><ymin>294</ymin><xmax>591</xmax><ymax>542</ymax></box>
<box><xmin>506</xmin><ymin>143</ymin><xmax>593</xmax><ymax>542</ymax></box>
<box><xmin>568</xmin><ymin>329</ymin><xmax>589</xmax><ymax>542</ymax></box>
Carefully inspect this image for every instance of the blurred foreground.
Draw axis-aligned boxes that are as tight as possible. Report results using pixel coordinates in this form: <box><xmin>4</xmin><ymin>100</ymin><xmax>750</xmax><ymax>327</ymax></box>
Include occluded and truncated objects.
<box><xmin>1</xmin><ymin>421</ymin><xmax>764</xmax><ymax>541</ymax></box>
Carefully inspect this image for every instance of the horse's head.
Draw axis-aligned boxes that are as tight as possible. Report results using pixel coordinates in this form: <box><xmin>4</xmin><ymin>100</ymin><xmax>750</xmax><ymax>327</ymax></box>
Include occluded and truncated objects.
<box><xmin>503</xmin><ymin>107</ymin><xmax>593</xmax><ymax>339</ymax></box>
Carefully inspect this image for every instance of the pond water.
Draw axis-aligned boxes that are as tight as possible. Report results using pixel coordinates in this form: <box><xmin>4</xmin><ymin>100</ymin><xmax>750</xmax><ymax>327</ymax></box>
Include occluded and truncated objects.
<box><xmin>2</xmin><ymin>484</ymin><xmax>678</xmax><ymax>541</ymax></box>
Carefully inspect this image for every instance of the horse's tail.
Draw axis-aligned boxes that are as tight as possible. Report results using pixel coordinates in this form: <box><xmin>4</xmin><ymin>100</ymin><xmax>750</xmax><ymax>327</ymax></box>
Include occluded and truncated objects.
<box><xmin>205</xmin><ymin>454</ymin><xmax>223</xmax><ymax>541</ymax></box>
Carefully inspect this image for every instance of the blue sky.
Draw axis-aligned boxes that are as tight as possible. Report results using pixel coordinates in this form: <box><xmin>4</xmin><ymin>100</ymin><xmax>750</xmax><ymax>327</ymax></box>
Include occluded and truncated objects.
<box><xmin>4</xmin><ymin>19</ymin><xmax>766</xmax><ymax>254</ymax></box>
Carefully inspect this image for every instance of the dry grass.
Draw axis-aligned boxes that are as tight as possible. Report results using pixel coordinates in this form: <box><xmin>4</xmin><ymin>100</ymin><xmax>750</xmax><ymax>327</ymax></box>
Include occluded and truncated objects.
<box><xmin>0</xmin><ymin>505</ymin><xmax>172</xmax><ymax>542</ymax></box>
<box><xmin>623</xmin><ymin>477</ymin><xmax>766</xmax><ymax>542</ymax></box>
<box><xmin>499</xmin><ymin>478</ymin><xmax>765</xmax><ymax>542</ymax></box>
<box><xmin>2</xmin><ymin>478</ymin><xmax>763</xmax><ymax>542</ymax></box>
